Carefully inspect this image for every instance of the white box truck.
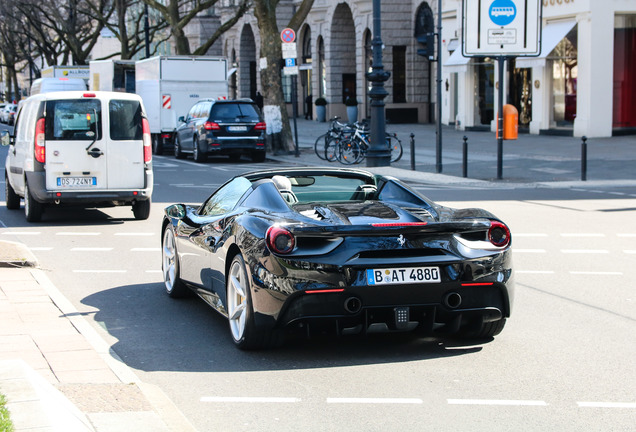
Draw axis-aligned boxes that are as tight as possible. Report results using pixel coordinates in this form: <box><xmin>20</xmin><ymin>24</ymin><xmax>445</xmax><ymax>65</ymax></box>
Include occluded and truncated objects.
<box><xmin>89</xmin><ymin>60</ymin><xmax>136</xmax><ymax>93</ymax></box>
<box><xmin>135</xmin><ymin>56</ymin><xmax>228</xmax><ymax>155</ymax></box>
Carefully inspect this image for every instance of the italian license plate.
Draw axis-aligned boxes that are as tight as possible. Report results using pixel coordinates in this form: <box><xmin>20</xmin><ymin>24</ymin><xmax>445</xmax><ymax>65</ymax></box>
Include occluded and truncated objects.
<box><xmin>57</xmin><ymin>177</ymin><xmax>97</xmax><ymax>187</ymax></box>
<box><xmin>366</xmin><ymin>267</ymin><xmax>441</xmax><ymax>285</ymax></box>
<box><xmin>227</xmin><ymin>126</ymin><xmax>247</xmax><ymax>132</ymax></box>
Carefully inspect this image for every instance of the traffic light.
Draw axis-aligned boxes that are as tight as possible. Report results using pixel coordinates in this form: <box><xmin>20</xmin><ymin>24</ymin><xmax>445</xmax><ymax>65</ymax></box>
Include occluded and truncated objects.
<box><xmin>416</xmin><ymin>33</ymin><xmax>436</xmax><ymax>60</ymax></box>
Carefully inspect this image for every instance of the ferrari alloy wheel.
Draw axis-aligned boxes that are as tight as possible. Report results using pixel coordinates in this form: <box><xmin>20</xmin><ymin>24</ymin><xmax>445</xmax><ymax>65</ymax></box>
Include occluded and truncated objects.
<box><xmin>162</xmin><ymin>227</ymin><xmax>188</xmax><ymax>297</ymax></box>
<box><xmin>227</xmin><ymin>255</ymin><xmax>251</xmax><ymax>345</ymax></box>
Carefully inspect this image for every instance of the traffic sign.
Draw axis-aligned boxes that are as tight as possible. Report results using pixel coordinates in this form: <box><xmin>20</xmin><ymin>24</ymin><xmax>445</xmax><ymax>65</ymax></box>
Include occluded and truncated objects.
<box><xmin>462</xmin><ymin>0</ymin><xmax>542</xmax><ymax>56</ymax></box>
<box><xmin>285</xmin><ymin>58</ymin><xmax>296</xmax><ymax>67</ymax></box>
<box><xmin>281</xmin><ymin>28</ymin><xmax>296</xmax><ymax>43</ymax></box>
<box><xmin>283</xmin><ymin>66</ymin><xmax>299</xmax><ymax>76</ymax></box>
<box><xmin>282</xmin><ymin>42</ymin><xmax>297</xmax><ymax>59</ymax></box>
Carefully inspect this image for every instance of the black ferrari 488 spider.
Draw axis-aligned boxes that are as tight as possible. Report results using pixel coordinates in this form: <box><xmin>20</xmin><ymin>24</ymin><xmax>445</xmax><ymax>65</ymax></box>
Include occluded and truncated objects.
<box><xmin>161</xmin><ymin>168</ymin><xmax>513</xmax><ymax>349</ymax></box>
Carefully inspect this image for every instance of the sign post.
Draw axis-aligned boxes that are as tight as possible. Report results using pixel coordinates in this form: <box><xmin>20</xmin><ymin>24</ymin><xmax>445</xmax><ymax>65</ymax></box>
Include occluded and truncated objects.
<box><xmin>462</xmin><ymin>0</ymin><xmax>542</xmax><ymax>179</ymax></box>
<box><xmin>280</xmin><ymin>28</ymin><xmax>299</xmax><ymax>156</ymax></box>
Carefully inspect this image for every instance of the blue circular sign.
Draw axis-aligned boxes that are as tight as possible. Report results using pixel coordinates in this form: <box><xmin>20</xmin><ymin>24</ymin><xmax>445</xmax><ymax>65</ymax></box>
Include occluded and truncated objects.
<box><xmin>489</xmin><ymin>0</ymin><xmax>516</xmax><ymax>26</ymax></box>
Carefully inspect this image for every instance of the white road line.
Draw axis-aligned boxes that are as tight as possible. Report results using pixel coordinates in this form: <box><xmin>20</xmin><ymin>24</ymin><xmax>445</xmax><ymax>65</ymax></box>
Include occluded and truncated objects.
<box><xmin>513</xmin><ymin>233</ymin><xmax>548</xmax><ymax>237</ymax></box>
<box><xmin>71</xmin><ymin>247</ymin><xmax>113</xmax><ymax>251</ymax></box>
<box><xmin>72</xmin><ymin>270</ymin><xmax>127</xmax><ymax>273</ymax></box>
<box><xmin>200</xmin><ymin>396</ymin><xmax>300</xmax><ymax>403</ymax></box>
<box><xmin>115</xmin><ymin>233</ymin><xmax>154</xmax><ymax>236</ymax></box>
<box><xmin>131</xmin><ymin>248</ymin><xmax>161</xmax><ymax>252</ymax></box>
<box><xmin>561</xmin><ymin>249</ymin><xmax>609</xmax><ymax>254</ymax></box>
<box><xmin>513</xmin><ymin>249</ymin><xmax>547</xmax><ymax>253</ymax></box>
<box><xmin>569</xmin><ymin>271</ymin><xmax>623</xmax><ymax>276</ymax></box>
<box><xmin>1</xmin><ymin>232</ymin><xmax>41</xmax><ymax>235</ymax></box>
<box><xmin>327</xmin><ymin>398</ymin><xmax>423</xmax><ymax>404</ymax></box>
<box><xmin>577</xmin><ymin>402</ymin><xmax>636</xmax><ymax>409</ymax></box>
<box><xmin>560</xmin><ymin>233</ymin><xmax>605</xmax><ymax>237</ymax></box>
<box><xmin>624</xmin><ymin>250</ymin><xmax>636</xmax><ymax>254</ymax></box>
<box><xmin>56</xmin><ymin>232</ymin><xmax>101</xmax><ymax>236</ymax></box>
<box><xmin>447</xmin><ymin>399</ymin><xmax>547</xmax><ymax>406</ymax></box>
<box><xmin>617</xmin><ymin>233</ymin><xmax>636</xmax><ymax>237</ymax></box>
<box><xmin>515</xmin><ymin>270</ymin><xmax>555</xmax><ymax>274</ymax></box>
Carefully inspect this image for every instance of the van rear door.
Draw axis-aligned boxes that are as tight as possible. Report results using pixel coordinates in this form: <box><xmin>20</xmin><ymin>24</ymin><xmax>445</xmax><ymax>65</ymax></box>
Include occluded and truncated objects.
<box><xmin>44</xmin><ymin>98</ymin><xmax>108</xmax><ymax>191</ymax></box>
<box><xmin>106</xmin><ymin>98</ymin><xmax>145</xmax><ymax>189</ymax></box>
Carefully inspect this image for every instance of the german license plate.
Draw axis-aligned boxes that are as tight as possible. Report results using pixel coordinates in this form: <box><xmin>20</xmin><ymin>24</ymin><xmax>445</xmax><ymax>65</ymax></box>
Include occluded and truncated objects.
<box><xmin>366</xmin><ymin>267</ymin><xmax>441</xmax><ymax>285</ymax></box>
<box><xmin>57</xmin><ymin>177</ymin><xmax>97</xmax><ymax>187</ymax></box>
<box><xmin>227</xmin><ymin>126</ymin><xmax>247</xmax><ymax>132</ymax></box>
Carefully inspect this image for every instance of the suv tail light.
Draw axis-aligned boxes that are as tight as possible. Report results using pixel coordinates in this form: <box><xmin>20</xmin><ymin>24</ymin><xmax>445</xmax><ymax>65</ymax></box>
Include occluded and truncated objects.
<box><xmin>34</xmin><ymin>118</ymin><xmax>46</xmax><ymax>163</ymax></box>
<box><xmin>488</xmin><ymin>221</ymin><xmax>511</xmax><ymax>248</ymax></box>
<box><xmin>204</xmin><ymin>121</ymin><xmax>221</xmax><ymax>130</ymax></box>
<box><xmin>266</xmin><ymin>226</ymin><xmax>295</xmax><ymax>255</ymax></box>
<box><xmin>142</xmin><ymin>118</ymin><xmax>152</xmax><ymax>163</ymax></box>
<box><xmin>254</xmin><ymin>122</ymin><xmax>266</xmax><ymax>131</ymax></box>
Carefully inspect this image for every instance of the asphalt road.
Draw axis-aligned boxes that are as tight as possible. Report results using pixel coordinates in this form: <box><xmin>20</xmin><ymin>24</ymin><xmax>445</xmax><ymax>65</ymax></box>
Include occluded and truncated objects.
<box><xmin>1</xmin><ymin>144</ymin><xmax>635</xmax><ymax>431</ymax></box>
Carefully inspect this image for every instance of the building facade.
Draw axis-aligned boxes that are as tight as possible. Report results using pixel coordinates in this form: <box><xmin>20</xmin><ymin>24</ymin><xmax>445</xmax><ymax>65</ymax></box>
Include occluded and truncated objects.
<box><xmin>219</xmin><ymin>0</ymin><xmax>635</xmax><ymax>138</ymax></box>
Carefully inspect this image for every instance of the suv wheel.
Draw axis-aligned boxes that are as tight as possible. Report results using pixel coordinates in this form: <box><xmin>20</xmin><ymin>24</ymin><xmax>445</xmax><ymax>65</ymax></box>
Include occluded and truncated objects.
<box><xmin>193</xmin><ymin>136</ymin><xmax>206</xmax><ymax>163</ymax></box>
<box><xmin>24</xmin><ymin>182</ymin><xmax>43</xmax><ymax>222</ymax></box>
<box><xmin>5</xmin><ymin>173</ymin><xmax>20</xmax><ymax>210</ymax></box>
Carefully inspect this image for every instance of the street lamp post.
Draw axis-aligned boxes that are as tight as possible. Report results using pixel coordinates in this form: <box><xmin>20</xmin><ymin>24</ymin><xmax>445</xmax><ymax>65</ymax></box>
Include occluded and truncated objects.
<box><xmin>365</xmin><ymin>0</ymin><xmax>391</xmax><ymax>167</ymax></box>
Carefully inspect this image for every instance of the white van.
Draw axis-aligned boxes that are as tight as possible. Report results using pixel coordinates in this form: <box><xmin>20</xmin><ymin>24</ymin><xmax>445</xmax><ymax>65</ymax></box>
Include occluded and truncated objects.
<box><xmin>30</xmin><ymin>77</ymin><xmax>87</xmax><ymax>95</ymax></box>
<box><xmin>2</xmin><ymin>91</ymin><xmax>153</xmax><ymax>222</ymax></box>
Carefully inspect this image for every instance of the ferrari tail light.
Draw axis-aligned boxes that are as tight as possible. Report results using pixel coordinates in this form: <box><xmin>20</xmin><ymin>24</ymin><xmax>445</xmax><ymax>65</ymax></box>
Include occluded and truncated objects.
<box><xmin>488</xmin><ymin>221</ymin><xmax>511</xmax><ymax>248</ymax></box>
<box><xmin>254</xmin><ymin>122</ymin><xmax>266</xmax><ymax>131</ymax></box>
<box><xmin>34</xmin><ymin>118</ymin><xmax>46</xmax><ymax>163</ymax></box>
<box><xmin>204</xmin><ymin>121</ymin><xmax>221</xmax><ymax>130</ymax></box>
<box><xmin>142</xmin><ymin>118</ymin><xmax>152</xmax><ymax>163</ymax></box>
<box><xmin>266</xmin><ymin>226</ymin><xmax>295</xmax><ymax>254</ymax></box>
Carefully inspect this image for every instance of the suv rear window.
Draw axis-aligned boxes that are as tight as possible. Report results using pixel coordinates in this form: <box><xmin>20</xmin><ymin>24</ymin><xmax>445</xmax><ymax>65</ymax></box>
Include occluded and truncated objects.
<box><xmin>210</xmin><ymin>103</ymin><xmax>260</xmax><ymax>122</ymax></box>
<box><xmin>109</xmin><ymin>100</ymin><xmax>143</xmax><ymax>140</ymax></box>
<box><xmin>45</xmin><ymin>99</ymin><xmax>102</xmax><ymax>141</ymax></box>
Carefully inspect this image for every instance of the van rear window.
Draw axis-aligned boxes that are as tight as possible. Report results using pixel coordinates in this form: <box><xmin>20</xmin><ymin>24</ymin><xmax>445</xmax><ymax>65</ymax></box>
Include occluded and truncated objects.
<box><xmin>109</xmin><ymin>100</ymin><xmax>143</xmax><ymax>140</ymax></box>
<box><xmin>45</xmin><ymin>100</ymin><xmax>102</xmax><ymax>141</ymax></box>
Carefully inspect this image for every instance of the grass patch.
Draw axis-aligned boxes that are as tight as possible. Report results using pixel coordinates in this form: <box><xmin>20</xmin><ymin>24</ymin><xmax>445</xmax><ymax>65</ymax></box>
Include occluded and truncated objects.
<box><xmin>0</xmin><ymin>394</ymin><xmax>14</xmax><ymax>432</ymax></box>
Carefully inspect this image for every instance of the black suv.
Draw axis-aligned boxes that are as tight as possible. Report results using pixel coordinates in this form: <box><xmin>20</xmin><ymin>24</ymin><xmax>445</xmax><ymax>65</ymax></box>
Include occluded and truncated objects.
<box><xmin>174</xmin><ymin>99</ymin><xmax>266</xmax><ymax>163</ymax></box>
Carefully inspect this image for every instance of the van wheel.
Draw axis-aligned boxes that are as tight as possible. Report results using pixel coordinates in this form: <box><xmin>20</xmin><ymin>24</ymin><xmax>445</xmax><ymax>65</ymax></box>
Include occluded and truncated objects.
<box><xmin>132</xmin><ymin>199</ymin><xmax>151</xmax><ymax>220</ymax></box>
<box><xmin>193</xmin><ymin>136</ymin><xmax>206</xmax><ymax>163</ymax></box>
<box><xmin>174</xmin><ymin>136</ymin><xmax>185</xmax><ymax>159</ymax></box>
<box><xmin>24</xmin><ymin>183</ymin><xmax>43</xmax><ymax>222</ymax></box>
<box><xmin>5</xmin><ymin>174</ymin><xmax>20</xmax><ymax>210</ymax></box>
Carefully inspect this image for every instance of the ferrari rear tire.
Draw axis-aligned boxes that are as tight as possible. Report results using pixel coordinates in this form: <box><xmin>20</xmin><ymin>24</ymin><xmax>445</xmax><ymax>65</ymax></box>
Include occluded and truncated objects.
<box><xmin>227</xmin><ymin>254</ymin><xmax>282</xmax><ymax>350</ymax></box>
<box><xmin>162</xmin><ymin>226</ymin><xmax>189</xmax><ymax>298</ymax></box>
<box><xmin>5</xmin><ymin>173</ymin><xmax>20</xmax><ymax>210</ymax></box>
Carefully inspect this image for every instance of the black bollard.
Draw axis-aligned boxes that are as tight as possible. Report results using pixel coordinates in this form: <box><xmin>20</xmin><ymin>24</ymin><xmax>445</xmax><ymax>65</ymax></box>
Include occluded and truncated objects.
<box><xmin>581</xmin><ymin>136</ymin><xmax>587</xmax><ymax>181</ymax></box>
<box><xmin>462</xmin><ymin>136</ymin><xmax>468</xmax><ymax>178</ymax></box>
<box><xmin>410</xmin><ymin>133</ymin><xmax>415</xmax><ymax>171</ymax></box>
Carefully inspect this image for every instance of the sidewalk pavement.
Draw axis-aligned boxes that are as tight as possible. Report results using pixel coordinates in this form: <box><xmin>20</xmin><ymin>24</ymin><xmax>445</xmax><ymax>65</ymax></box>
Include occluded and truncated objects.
<box><xmin>0</xmin><ymin>241</ymin><xmax>197</xmax><ymax>432</ymax></box>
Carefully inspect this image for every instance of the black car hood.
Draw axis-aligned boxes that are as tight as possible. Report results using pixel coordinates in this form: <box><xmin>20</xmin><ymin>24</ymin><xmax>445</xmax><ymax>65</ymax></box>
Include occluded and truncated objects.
<box><xmin>293</xmin><ymin>201</ymin><xmax>435</xmax><ymax>226</ymax></box>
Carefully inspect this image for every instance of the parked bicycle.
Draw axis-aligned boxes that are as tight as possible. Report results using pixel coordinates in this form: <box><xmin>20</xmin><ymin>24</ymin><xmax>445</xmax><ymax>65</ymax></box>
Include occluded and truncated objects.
<box><xmin>324</xmin><ymin>119</ymin><xmax>402</xmax><ymax>165</ymax></box>
<box><xmin>313</xmin><ymin>117</ymin><xmax>351</xmax><ymax>160</ymax></box>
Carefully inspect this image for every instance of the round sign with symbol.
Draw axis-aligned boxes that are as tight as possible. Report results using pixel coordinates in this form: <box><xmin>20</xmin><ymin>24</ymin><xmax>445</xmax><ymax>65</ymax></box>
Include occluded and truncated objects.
<box><xmin>489</xmin><ymin>0</ymin><xmax>516</xmax><ymax>26</ymax></box>
<box><xmin>280</xmin><ymin>28</ymin><xmax>296</xmax><ymax>43</ymax></box>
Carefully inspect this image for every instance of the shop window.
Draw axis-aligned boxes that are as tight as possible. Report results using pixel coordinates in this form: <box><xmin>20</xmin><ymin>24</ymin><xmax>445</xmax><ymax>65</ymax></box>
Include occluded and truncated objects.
<box><xmin>474</xmin><ymin>59</ymin><xmax>495</xmax><ymax>126</ymax></box>
<box><xmin>393</xmin><ymin>46</ymin><xmax>407</xmax><ymax>103</ymax></box>
<box><xmin>613</xmin><ymin>15</ymin><xmax>636</xmax><ymax>129</ymax></box>
<box><xmin>549</xmin><ymin>27</ymin><xmax>577</xmax><ymax>126</ymax></box>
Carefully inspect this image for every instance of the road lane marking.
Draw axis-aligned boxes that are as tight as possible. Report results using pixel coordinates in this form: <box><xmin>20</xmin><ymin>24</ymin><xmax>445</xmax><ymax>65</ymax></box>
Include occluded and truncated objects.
<box><xmin>1</xmin><ymin>232</ymin><xmax>41</xmax><ymax>235</ymax></box>
<box><xmin>56</xmin><ymin>232</ymin><xmax>101</xmax><ymax>236</ymax></box>
<box><xmin>617</xmin><ymin>233</ymin><xmax>636</xmax><ymax>237</ymax></box>
<box><xmin>569</xmin><ymin>271</ymin><xmax>623</xmax><ymax>276</ymax></box>
<box><xmin>561</xmin><ymin>249</ymin><xmax>609</xmax><ymax>254</ymax></box>
<box><xmin>327</xmin><ymin>398</ymin><xmax>423</xmax><ymax>404</ymax></box>
<box><xmin>577</xmin><ymin>402</ymin><xmax>636</xmax><ymax>409</ymax></box>
<box><xmin>513</xmin><ymin>249</ymin><xmax>546</xmax><ymax>253</ymax></box>
<box><xmin>447</xmin><ymin>399</ymin><xmax>547</xmax><ymax>406</ymax></box>
<box><xmin>201</xmin><ymin>397</ymin><xmax>300</xmax><ymax>403</ymax></box>
<box><xmin>624</xmin><ymin>250</ymin><xmax>636</xmax><ymax>254</ymax></box>
<box><xmin>71</xmin><ymin>247</ymin><xmax>113</xmax><ymax>251</ymax></box>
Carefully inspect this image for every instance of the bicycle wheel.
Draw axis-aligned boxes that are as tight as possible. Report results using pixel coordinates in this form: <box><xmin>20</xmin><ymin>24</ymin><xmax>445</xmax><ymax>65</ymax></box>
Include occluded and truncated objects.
<box><xmin>338</xmin><ymin>139</ymin><xmax>363</xmax><ymax>165</ymax></box>
<box><xmin>325</xmin><ymin>136</ymin><xmax>341</xmax><ymax>162</ymax></box>
<box><xmin>387</xmin><ymin>133</ymin><xmax>403</xmax><ymax>163</ymax></box>
<box><xmin>314</xmin><ymin>133</ymin><xmax>329</xmax><ymax>160</ymax></box>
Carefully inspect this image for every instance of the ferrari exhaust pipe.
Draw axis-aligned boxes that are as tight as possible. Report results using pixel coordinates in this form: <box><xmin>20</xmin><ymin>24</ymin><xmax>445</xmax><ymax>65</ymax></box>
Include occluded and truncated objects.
<box><xmin>344</xmin><ymin>297</ymin><xmax>362</xmax><ymax>314</ymax></box>
<box><xmin>444</xmin><ymin>292</ymin><xmax>462</xmax><ymax>309</ymax></box>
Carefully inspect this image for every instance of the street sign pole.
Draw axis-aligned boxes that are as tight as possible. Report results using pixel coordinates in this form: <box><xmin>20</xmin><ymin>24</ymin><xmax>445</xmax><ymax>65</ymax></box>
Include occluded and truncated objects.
<box><xmin>280</xmin><ymin>28</ymin><xmax>299</xmax><ymax>157</ymax></box>
<box><xmin>497</xmin><ymin>56</ymin><xmax>505</xmax><ymax>180</ymax></box>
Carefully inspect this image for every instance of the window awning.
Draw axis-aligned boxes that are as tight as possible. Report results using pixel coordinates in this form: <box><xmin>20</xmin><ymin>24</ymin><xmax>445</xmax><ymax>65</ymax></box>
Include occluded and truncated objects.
<box><xmin>516</xmin><ymin>20</ymin><xmax>577</xmax><ymax>68</ymax></box>
<box><xmin>444</xmin><ymin>46</ymin><xmax>471</xmax><ymax>72</ymax></box>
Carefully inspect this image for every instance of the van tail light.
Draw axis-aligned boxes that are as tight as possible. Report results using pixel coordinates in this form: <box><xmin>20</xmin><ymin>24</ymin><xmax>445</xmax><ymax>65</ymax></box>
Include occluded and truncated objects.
<box><xmin>204</xmin><ymin>121</ymin><xmax>220</xmax><ymax>131</ymax></box>
<box><xmin>266</xmin><ymin>226</ymin><xmax>295</xmax><ymax>255</ymax></box>
<box><xmin>488</xmin><ymin>221</ymin><xmax>511</xmax><ymax>248</ymax></box>
<box><xmin>34</xmin><ymin>118</ymin><xmax>46</xmax><ymax>163</ymax></box>
<box><xmin>142</xmin><ymin>118</ymin><xmax>152</xmax><ymax>163</ymax></box>
<box><xmin>254</xmin><ymin>122</ymin><xmax>266</xmax><ymax>131</ymax></box>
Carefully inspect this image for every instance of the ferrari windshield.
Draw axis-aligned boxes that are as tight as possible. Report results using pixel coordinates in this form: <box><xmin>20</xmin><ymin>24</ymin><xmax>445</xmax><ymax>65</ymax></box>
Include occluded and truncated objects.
<box><xmin>283</xmin><ymin>175</ymin><xmax>370</xmax><ymax>203</ymax></box>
